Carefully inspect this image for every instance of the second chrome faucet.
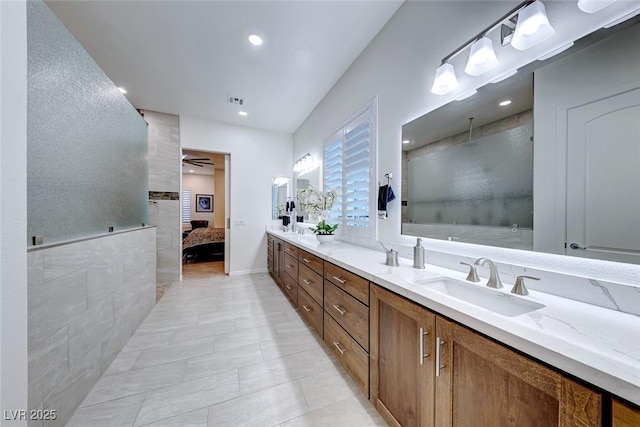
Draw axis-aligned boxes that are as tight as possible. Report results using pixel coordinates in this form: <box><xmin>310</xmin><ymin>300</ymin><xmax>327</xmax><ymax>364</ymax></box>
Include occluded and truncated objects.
<box><xmin>474</xmin><ymin>257</ymin><xmax>503</xmax><ymax>289</ymax></box>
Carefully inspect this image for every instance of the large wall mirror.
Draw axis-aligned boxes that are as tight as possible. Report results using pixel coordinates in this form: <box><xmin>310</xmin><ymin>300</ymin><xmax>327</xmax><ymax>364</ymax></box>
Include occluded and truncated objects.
<box><xmin>402</xmin><ymin>17</ymin><xmax>640</xmax><ymax>265</ymax></box>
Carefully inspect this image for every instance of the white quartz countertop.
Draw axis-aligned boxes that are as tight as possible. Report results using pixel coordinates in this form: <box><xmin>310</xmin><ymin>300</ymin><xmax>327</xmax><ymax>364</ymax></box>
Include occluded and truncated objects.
<box><xmin>267</xmin><ymin>230</ymin><xmax>640</xmax><ymax>406</ymax></box>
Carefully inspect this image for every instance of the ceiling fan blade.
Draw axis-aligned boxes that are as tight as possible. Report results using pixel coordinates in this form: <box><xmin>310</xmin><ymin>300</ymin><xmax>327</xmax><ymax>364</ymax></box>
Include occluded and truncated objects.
<box><xmin>188</xmin><ymin>158</ymin><xmax>210</xmax><ymax>161</ymax></box>
<box><xmin>192</xmin><ymin>161</ymin><xmax>214</xmax><ymax>165</ymax></box>
<box><xmin>184</xmin><ymin>160</ymin><xmax>204</xmax><ymax>167</ymax></box>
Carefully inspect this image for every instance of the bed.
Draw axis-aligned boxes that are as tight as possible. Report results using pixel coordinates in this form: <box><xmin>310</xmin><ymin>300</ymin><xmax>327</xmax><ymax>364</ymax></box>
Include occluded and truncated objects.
<box><xmin>182</xmin><ymin>227</ymin><xmax>225</xmax><ymax>262</ymax></box>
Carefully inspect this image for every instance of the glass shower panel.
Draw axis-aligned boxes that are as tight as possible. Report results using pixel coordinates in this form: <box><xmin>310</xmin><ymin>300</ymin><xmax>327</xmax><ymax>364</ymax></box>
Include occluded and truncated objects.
<box><xmin>27</xmin><ymin>1</ymin><xmax>148</xmax><ymax>245</ymax></box>
<box><xmin>407</xmin><ymin>123</ymin><xmax>533</xmax><ymax>229</ymax></box>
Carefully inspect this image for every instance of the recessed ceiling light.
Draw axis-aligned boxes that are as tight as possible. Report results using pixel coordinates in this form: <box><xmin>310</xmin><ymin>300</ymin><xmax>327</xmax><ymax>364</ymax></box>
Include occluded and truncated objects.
<box><xmin>402</xmin><ymin>139</ymin><xmax>410</xmax><ymax>144</ymax></box>
<box><xmin>247</xmin><ymin>33</ymin><xmax>263</xmax><ymax>46</ymax></box>
<box><xmin>189</xmin><ymin>169</ymin><xmax>194</xmax><ymax>173</ymax></box>
<box><xmin>118</xmin><ymin>87</ymin><xmax>127</xmax><ymax>94</ymax></box>
<box><xmin>499</xmin><ymin>100</ymin><xmax>512</xmax><ymax>106</ymax></box>
<box><xmin>238</xmin><ymin>111</ymin><xmax>248</xmax><ymax>116</ymax></box>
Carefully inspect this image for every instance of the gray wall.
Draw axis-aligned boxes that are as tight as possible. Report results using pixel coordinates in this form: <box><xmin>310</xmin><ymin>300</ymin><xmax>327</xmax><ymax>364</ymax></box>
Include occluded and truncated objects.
<box><xmin>144</xmin><ymin>111</ymin><xmax>181</xmax><ymax>283</ymax></box>
<box><xmin>27</xmin><ymin>227</ymin><xmax>156</xmax><ymax>427</ymax></box>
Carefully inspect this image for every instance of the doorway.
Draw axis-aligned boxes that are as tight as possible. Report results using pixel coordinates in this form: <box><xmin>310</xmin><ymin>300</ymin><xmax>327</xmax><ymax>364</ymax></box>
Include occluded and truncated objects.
<box><xmin>181</xmin><ymin>149</ymin><xmax>230</xmax><ymax>277</ymax></box>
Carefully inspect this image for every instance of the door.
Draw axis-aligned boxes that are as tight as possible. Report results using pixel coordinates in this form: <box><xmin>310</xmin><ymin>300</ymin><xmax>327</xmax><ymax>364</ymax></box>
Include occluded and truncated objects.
<box><xmin>370</xmin><ymin>285</ymin><xmax>435</xmax><ymax>427</ymax></box>
<box><xmin>566</xmin><ymin>88</ymin><xmax>640</xmax><ymax>263</ymax></box>
<box><xmin>435</xmin><ymin>317</ymin><xmax>601</xmax><ymax>427</ymax></box>
<box><xmin>224</xmin><ymin>153</ymin><xmax>230</xmax><ymax>274</ymax></box>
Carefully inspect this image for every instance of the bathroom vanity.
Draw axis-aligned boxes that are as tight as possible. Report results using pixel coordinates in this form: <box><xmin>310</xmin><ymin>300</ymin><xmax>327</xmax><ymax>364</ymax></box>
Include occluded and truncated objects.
<box><xmin>266</xmin><ymin>230</ymin><xmax>640</xmax><ymax>426</ymax></box>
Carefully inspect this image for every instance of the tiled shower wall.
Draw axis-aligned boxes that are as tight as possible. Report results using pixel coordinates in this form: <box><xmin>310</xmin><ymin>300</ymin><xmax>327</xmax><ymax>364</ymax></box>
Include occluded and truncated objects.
<box><xmin>27</xmin><ymin>227</ymin><xmax>156</xmax><ymax>427</ymax></box>
<box><xmin>144</xmin><ymin>110</ymin><xmax>181</xmax><ymax>283</ymax></box>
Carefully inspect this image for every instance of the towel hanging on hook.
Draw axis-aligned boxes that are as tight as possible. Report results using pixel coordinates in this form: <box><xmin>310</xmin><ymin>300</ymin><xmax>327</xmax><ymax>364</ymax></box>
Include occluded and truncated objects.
<box><xmin>378</xmin><ymin>173</ymin><xmax>396</xmax><ymax>218</ymax></box>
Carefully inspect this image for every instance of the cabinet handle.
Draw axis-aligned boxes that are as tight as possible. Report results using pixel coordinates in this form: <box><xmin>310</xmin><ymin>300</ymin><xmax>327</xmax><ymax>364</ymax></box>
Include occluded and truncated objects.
<box><xmin>332</xmin><ymin>275</ymin><xmax>347</xmax><ymax>284</ymax></box>
<box><xmin>302</xmin><ymin>304</ymin><xmax>312</xmax><ymax>312</ymax></box>
<box><xmin>436</xmin><ymin>337</ymin><xmax>445</xmax><ymax>377</ymax></box>
<box><xmin>332</xmin><ymin>304</ymin><xmax>347</xmax><ymax>316</ymax></box>
<box><xmin>333</xmin><ymin>341</ymin><xmax>347</xmax><ymax>355</ymax></box>
<box><xmin>286</xmin><ymin>248</ymin><xmax>293</xmax><ymax>253</ymax></box>
<box><xmin>285</xmin><ymin>285</ymin><xmax>293</xmax><ymax>290</ymax></box>
<box><xmin>419</xmin><ymin>327</ymin><xmax>429</xmax><ymax>365</ymax></box>
<box><xmin>286</xmin><ymin>264</ymin><xmax>295</xmax><ymax>269</ymax></box>
<box><xmin>303</xmin><ymin>279</ymin><xmax>312</xmax><ymax>285</ymax></box>
<box><xmin>302</xmin><ymin>257</ymin><xmax>312</xmax><ymax>263</ymax></box>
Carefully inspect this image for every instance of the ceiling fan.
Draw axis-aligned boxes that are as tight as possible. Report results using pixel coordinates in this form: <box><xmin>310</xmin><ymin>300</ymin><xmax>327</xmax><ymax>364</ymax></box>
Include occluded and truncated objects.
<box><xmin>182</xmin><ymin>155</ymin><xmax>214</xmax><ymax>168</ymax></box>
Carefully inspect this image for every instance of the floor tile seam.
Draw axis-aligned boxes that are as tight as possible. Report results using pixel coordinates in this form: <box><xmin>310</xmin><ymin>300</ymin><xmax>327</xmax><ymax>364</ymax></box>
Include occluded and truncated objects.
<box><xmin>130</xmin><ymin>389</ymin><xmax>151</xmax><ymax>427</ymax></box>
<box><xmin>278</xmin><ymin>394</ymin><xmax>366</xmax><ymax>425</ymax></box>
<box><xmin>132</xmin><ymin>336</ymin><xmax>217</xmax><ymax>365</ymax></box>
<box><xmin>79</xmin><ymin>388</ymin><xmax>152</xmax><ymax>412</ymax></box>
<box><xmin>134</xmin><ymin>407</ymin><xmax>207</xmax><ymax>427</ymax></box>
<box><xmin>238</xmin><ymin>375</ymin><xmax>301</xmax><ymax>397</ymax></box>
<box><xmin>131</xmin><ymin>369</ymin><xmax>242</xmax><ymax>427</ymax></box>
<box><xmin>101</xmin><ymin>357</ymin><xmax>188</xmax><ymax>378</ymax></box>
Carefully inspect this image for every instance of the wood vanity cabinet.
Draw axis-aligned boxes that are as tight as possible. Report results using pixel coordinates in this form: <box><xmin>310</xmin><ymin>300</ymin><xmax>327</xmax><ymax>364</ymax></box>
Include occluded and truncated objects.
<box><xmin>370</xmin><ymin>284</ymin><xmax>603</xmax><ymax>427</ymax></box>
<box><xmin>370</xmin><ymin>284</ymin><xmax>436</xmax><ymax>427</ymax></box>
<box><xmin>269</xmin><ymin>237</ymin><xmax>286</xmax><ymax>287</ymax></box>
<box><xmin>612</xmin><ymin>399</ymin><xmax>640</xmax><ymax>427</ymax></box>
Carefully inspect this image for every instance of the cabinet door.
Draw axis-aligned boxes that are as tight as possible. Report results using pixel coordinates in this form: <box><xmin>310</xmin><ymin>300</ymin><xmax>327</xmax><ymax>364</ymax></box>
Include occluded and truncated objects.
<box><xmin>435</xmin><ymin>317</ymin><xmax>602</xmax><ymax>427</ymax></box>
<box><xmin>370</xmin><ymin>284</ymin><xmax>436</xmax><ymax>427</ymax></box>
<box><xmin>612</xmin><ymin>399</ymin><xmax>640</xmax><ymax>427</ymax></box>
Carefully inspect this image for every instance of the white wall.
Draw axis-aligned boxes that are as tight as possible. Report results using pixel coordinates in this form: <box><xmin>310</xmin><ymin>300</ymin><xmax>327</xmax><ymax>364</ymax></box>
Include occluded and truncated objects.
<box><xmin>293</xmin><ymin>1</ymin><xmax>640</xmax><ymax>285</ymax></box>
<box><xmin>0</xmin><ymin>0</ymin><xmax>28</xmax><ymax>424</ymax></box>
<box><xmin>181</xmin><ymin>117</ymin><xmax>292</xmax><ymax>275</ymax></box>
<box><xmin>182</xmin><ymin>173</ymin><xmax>216</xmax><ymax>226</ymax></box>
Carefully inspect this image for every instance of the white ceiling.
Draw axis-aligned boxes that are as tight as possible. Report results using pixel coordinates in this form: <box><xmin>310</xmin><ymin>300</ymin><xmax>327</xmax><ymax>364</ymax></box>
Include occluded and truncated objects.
<box><xmin>46</xmin><ymin>0</ymin><xmax>403</xmax><ymax>134</ymax></box>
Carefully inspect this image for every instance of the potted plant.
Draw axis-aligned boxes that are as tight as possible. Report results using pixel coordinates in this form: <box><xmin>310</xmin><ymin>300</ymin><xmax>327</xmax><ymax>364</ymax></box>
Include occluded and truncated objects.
<box><xmin>297</xmin><ymin>186</ymin><xmax>339</xmax><ymax>244</ymax></box>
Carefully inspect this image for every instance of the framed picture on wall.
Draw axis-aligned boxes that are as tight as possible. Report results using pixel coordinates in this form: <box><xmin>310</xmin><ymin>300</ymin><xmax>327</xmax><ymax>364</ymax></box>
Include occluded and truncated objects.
<box><xmin>195</xmin><ymin>194</ymin><xmax>213</xmax><ymax>212</ymax></box>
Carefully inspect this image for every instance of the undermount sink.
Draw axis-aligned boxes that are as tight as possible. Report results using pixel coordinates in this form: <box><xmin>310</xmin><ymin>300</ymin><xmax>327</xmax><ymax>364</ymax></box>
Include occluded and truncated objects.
<box><xmin>415</xmin><ymin>277</ymin><xmax>545</xmax><ymax>317</ymax></box>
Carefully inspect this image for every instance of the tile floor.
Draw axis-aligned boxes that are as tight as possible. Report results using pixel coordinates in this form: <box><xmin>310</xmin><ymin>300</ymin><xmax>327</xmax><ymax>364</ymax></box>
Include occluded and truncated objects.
<box><xmin>66</xmin><ymin>261</ymin><xmax>386</xmax><ymax>426</ymax></box>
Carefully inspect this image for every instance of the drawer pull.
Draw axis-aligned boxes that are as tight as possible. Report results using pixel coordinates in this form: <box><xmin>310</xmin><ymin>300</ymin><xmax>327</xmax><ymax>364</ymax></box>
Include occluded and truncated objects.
<box><xmin>285</xmin><ymin>285</ymin><xmax>293</xmax><ymax>290</ymax></box>
<box><xmin>332</xmin><ymin>304</ymin><xmax>347</xmax><ymax>316</ymax></box>
<box><xmin>286</xmin><ymin>248</ymin><xmax>294</xmax><ymax>253</ymax></box>
<box><xmin>419</xmin><ymin>327</ymin><xmax>429</xmax><ymax>365</ymax></box>
<box><xmin>302</xmin><ymin>305</ymin><xmax>312</xmax><ymax>312</ymax></box>
<box><xmin>333</xmin><ymin>341</ymin><xmax>347</xmax><ymax>355</ymax></box>
<box><xmin>286</xmin><ymin>264</ymin><xmax>295</xmax><ymax>269</ymax></box>
<box><xmin>436</xmin><ymin>337</ymin><xmax>445</xmax><ymax>377</ymax></box>
<box><xmin>302</xmin><ymin>257</ymin><xmax>312</xmax><ymax>263</ymax></box>
<box><xmin>303</xmin><ymin>279</ymin><xmax>312</xmax><ymax>285</ymax></box>
<box><xmin>332</xmin><ymin>275</ymin><xmax>347</xmax><ymax>284</ymax></box>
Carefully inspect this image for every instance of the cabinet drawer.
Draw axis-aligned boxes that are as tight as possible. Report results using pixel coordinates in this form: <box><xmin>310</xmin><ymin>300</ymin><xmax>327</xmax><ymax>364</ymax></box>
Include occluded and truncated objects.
<box><xmin>298</xmin><ymin>264</ymin><xmax>324</xmax><ymax>305</ymax></box>
<box><xmin>283</xmin><ymin>272</ymin><xmax>298</xmax><ymax>304</ymax></box>
<box><xmin>324</xmin><ymin>281</ymin><xmax>369</xmax><ymax>351</ymax></box>
<box><xmin>284</xmin><ymin>253</ymin><xmax>298</xmax><ymax>281</ymax></box>
<box><xmin>324</xmin><ymin>314</ymin><xmax>369</xmax><ymax>397</ymax></box>
<box><xmin>324</xmin><ymin>262</ymin><xmax>369</xmax><ymax>305</ymax></box>
<box><xmin>298</xmin><ymin>287</ymin><xmax>323</xmax><ymax>337</ymax></box>
<box><xmin>298</xmin><ymin>250</ymin><xmax>323</xmax><ymax>275</ymax></box>
<box><xmin>284</xmin><ymin>242</ymin><xmax>299</xmax><ymax>259</ymax></box>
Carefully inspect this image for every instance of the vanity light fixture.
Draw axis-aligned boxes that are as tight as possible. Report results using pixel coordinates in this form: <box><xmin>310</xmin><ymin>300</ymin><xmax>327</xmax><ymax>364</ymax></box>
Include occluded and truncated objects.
<box><xmin>499</xmin><ymin>99</ymin><xmax>512</xmax><ymax>106</ymax></box>
<box><xmin>118</xmin><ymin>87</ymin><xmax>127</xmax><ymax>94</ymax></box>
<box><xmin>238</xmin><ymin>110</ymin><xmax>248</xmax><ymax>116</ymax></box>
<box><xmin>578</xmin><ymin>0</ymin><xmax>617</xmax><ymax>14</ymax></box>
<box><xmin>293</xmin><ymin>153</ymin><xmax>313</xmax><ymax>173</ymax></box>
<box><xmin>464</xmin><ymin>37</ymin><xmax>499</xmax><ymax>76</ymax></box>
<box><xmin>537</xmin><ymin>41</ymin><xmax>574</xmax><ymax>61</ymax></box>
<box><xmin>510</xmin><ymin>1</ymin><xmax>555</xmax><ymax>50</ymax></box>
<box><xmin>247</xmin><ymin>33</ymin><xmax>263</xmax><ymax>46</ymax></box>
<box><xmin>430</xmin><ymin>63</ymin><xmax>459</xmax><ymax>95</ymax></box>
<box><xmin>456</xmin><ymin>90</ymin><xmax>478</xmax><ymax>101</ymax></box>
<box><xmin>430</xmin><ymin>0</ymin><xmax>555</xmax><ymax>95</ymax></box>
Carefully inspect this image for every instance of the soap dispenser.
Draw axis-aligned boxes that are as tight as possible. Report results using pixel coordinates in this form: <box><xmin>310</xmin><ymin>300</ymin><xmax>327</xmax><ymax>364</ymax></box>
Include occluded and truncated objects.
<box><xmin>413</xmin><ymin>238</ymin><xmax>425</xmax><ymax>269</ymax></box>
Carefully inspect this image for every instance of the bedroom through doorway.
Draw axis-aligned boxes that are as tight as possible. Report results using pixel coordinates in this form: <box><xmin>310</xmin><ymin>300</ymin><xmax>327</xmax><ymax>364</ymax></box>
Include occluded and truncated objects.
<box><xmin>181</xmin><ymin>149</ymin><xmax>230</xmax><ymax>278</ymax></box>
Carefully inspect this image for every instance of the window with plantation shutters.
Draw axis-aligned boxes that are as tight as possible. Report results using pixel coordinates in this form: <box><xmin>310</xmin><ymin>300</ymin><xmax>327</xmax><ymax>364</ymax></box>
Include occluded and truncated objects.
<box><xmin>323</xmin><ymin>100</ymin><xmax>377</xmax><ymax>244</ymax></box>
<box><xmin>182</xmin><ymin>189</ymin><xmax>191</xmax><ymax>223</ymax></box>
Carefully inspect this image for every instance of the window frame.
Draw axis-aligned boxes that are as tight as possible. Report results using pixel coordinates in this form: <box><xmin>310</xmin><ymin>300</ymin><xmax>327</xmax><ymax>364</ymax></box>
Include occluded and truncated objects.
<box><xmin>323</xmin><ymin>98</ymin><xmax>378</xmax><ymax>245</ymax></box>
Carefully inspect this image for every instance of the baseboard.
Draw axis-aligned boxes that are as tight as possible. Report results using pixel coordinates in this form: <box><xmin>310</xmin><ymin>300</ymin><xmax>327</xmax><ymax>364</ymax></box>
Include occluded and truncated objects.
<box><xmin>229</xmin><ymin>267</ymin><xmax>269</xmax><ymax>276</ymax></box>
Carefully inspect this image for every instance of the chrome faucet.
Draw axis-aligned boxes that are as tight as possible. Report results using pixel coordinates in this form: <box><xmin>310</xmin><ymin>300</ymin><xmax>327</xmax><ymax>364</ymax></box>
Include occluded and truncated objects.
<box><xmin>474</xmin><ymin>258</ymin><xmax>503</xmax><ymax>289</ymax></box>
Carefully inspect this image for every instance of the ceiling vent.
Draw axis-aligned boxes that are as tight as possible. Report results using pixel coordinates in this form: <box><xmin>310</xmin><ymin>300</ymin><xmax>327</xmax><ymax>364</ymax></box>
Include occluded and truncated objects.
<box><xmin>227</xmin><ymin>95</ymin><xmax>245</xmax><ymax>106</ymax></box>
